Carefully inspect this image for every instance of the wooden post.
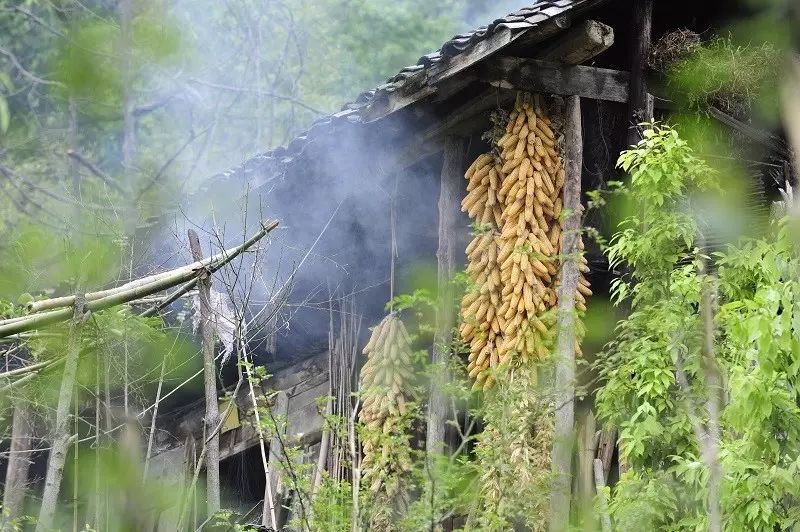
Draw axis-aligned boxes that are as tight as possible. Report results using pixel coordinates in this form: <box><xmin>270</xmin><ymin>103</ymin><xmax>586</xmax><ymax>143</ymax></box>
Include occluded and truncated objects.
<box><xmin>549</xmin><ymin>95</ymin><xmax>582</xmax><ymax>532</ymax></box>
<box><xmin>593</xmin><ymin>459</ymin><xmax>612</xmax><ymax>532</ymax></box>
<box><xmin>3</xmin><ymin>401</ymin><xmax>33</xmax><ymax>520</ymax></box>
<box><xmin>426</xmin><ymin>135</ymin><xmax>467</xmax><ymax>457</ymax></box>
<box><xmin>627</xmin><ymin>0</ymin><xmax>654</xmax><ymax>146</ymax></box>
<box><xmin>595</xmin><ymin>426</ymin><xmax>617</xmax><ymax>482</ymax></box>
<box><xmin>188</xmin><ymin>229</ymin><xmax>221</xmax><ymax>515</ymax></box>
<box><xmin>576</xmin><ymin>410</ymin><xmax>597</xmax><ymax>515</ymax></box>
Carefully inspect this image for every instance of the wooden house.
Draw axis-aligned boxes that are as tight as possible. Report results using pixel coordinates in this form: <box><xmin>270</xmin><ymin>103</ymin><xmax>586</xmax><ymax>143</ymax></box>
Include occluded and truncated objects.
<box><xmin>152</xmin><ymin>0</ymin><xmax>793</xmax><ymax>528</ymax></box>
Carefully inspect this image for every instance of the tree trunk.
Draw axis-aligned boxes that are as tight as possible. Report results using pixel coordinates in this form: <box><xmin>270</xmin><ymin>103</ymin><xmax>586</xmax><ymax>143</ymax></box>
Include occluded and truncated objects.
<box><xmin>426</xmin><ymin>135</ymin><xmax>467</xmax><ymax>458</ymax></box>
<box><xmin>549</xmin><ymin>95</ymin><xmax>582</xmax><ymax>532</ymax></box>
<box><xmin>188</xmin><ymin>229</ymin><xmax>221</xmax><ymax>515</ymax></box>
<box><xmin>36</xmin><ymin>296</ymin><xmax>86</xmax><ymax>532</ymax></box>
<box><xmin>700</xmin><ymin>265</ymin><xmax>722</xmax><ymax>532</ymax></box>
<box><xmin>3</xmin><ymin>401</ymin><xmax>34</xmax><ymax>520</ymax></box>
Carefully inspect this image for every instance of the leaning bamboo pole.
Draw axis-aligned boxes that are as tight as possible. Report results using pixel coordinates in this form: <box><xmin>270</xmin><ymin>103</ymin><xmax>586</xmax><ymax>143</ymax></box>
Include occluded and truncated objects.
<box><xmin>0</xmin><ymin>220</ymin><xmax>278</xmax><ymax>339</ymax></box>
<box><xmin>36</xmin><ymin>297</ymin><xmax>86</xmax><ymax>532</ymax></box>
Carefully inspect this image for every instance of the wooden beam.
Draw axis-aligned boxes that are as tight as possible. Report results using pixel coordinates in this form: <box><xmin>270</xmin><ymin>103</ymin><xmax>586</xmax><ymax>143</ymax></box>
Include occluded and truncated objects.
<box><xmin>539</xmin><ymin>19</ymin><xmax>614</xmax><ymax>65</ymax></box>
<box><xmin>420</xmin><ymin>87</ymin><xmax>514</xmax><ymax>142</ymax></box>
<box><xmin>481</xmin><ymin>58</ymin><xmax>629</xmax><ymax>103</ymax></box>
<box><xmin>426</xmin><ymin>135</ymin><xmax>468</xmax><ymax>457</ymax></box>
<box><xmin>627</xmin><ymin>0</ymin><xmax>654</xmax><ymax>145</ymax></box>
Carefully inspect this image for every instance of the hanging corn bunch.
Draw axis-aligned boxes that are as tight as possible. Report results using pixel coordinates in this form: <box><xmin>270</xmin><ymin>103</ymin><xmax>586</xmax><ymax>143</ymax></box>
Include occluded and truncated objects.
<box><xmin>358</xmin><ymin>313</ymin><xmax>415</xmax><ymax>495</ymax></box>
<box><xmin>460</xmin><ymin>94</ymin><xmax>591</xmax><ymax>390</ymax></box>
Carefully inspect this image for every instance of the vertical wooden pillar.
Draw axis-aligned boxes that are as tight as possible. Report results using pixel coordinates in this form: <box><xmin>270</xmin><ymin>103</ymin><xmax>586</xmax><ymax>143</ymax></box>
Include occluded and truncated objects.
<box><xmin>549</xmin><ymin>95</ymin><xmax>582</xmax><ymax>532</ymax></box>
<box><xmin>627</xmin><ymin>0</ymin><xmax>654</xmax><ymax>146</ymax></box>
<box><xmin>426</xmin><ymin>135</ymin><xmax>468</xmax><ymax>457</ymax></box>
<box><xmin>576</xmin><ymin>410</ymin><xmax>597</xmax><ymax>513</ymax></box>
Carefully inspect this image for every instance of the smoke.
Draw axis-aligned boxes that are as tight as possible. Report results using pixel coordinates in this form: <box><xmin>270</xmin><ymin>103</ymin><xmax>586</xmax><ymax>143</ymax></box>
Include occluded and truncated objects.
<box><xmin>138</xmin><ymin>0</ymin><xmax>520</xmax><ymax>365</ymax></box>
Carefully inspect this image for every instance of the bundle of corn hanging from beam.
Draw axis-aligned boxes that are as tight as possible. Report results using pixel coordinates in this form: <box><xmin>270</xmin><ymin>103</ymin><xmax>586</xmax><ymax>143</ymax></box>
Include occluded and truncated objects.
<box><xmin>358</xmin><ymin>313</ymin><xmax>415</xmax><ymax>494</ymax></box>
<box><xmin>460</xmin><ymin>94</ymin><xmax>591</xmax><ymax>390</ymax></box>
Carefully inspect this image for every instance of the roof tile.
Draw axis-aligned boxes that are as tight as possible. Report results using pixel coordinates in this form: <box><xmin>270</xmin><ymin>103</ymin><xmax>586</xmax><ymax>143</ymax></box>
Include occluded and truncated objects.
<box><xmin>218</xmin><ymin>0</ymin><xmax>606</xmax><ymax>182</ymax></box>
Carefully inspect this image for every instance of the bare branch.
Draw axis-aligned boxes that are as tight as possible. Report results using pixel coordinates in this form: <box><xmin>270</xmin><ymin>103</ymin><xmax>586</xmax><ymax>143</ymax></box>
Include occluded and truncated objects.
<box><xmin>187</xmin><ymin>77</ymin><xmax>326</xmax><ymax>115</ymax></box>
<box><xmin>0</xmin><ymin>45</ymin><xmax>64</xmax><ymax>87</ymax></box>
<box><xmin>66</xmin><ymin>150</ymin><xmax>126</xmax><ymax>194</ymax></box>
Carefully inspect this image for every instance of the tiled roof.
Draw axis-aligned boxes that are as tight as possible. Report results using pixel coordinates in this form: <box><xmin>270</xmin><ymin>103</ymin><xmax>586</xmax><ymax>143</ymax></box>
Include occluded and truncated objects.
<box><xmin>213</xmin><ymin>0</ymin><xmax>605</xmax><ymax>187</ymax></box>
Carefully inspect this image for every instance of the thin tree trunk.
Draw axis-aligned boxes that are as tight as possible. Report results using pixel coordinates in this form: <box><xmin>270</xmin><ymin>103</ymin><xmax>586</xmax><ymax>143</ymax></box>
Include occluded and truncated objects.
<box><xmin>230</xmin><ymin>325</ymin><xmax>277</xmax><ymax>529</ymax></box>
<box><xmin>143</xmin><ymin>355</ymin><xmax>167</xmax><ymax>480</ymax></box>
<box><xmin>3</xmin><ymin>401</ymin><xmax>34</xmax><ymax>520</ymax></box>
<box><xmin>93</xmin><ymin>358</ymin><xmax>101</xmax><ymax>529</ymax></box>
<box><xmin>700</xmin><ymin>262</ymin><xmax>722</xmax><ymax>532</ymax></box>
<box><xmin>187</xmin><ymin>229</ymin><xmax>221</xmax><ymax>516</ymax></box>
<box><xmin>36</xmin><ymin>296</ymin><xmax>86</xmax><ymax>532</ymax></box>
<box><xmin>349</xmin><ymin>401</ymin><xmax>361</xmax><ymax>532</ymax></box>
<box><xmin>266</xmin><ymin>391</ymin><xmax>289</xmax><ymax>528</ymax></box>
<box><xmin>311</xmin><ymin>398</ymin><xmax>332</xmax><ymax>500</ymax></box>
<box><xmin>549</xmin><ymin>95</ymin><xmax>582</xmax><ymax>532</ymax></box>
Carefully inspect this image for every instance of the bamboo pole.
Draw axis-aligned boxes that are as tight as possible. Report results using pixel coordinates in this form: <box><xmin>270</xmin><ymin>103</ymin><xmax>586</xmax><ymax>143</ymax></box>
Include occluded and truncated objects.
<box><xmin>142</xmin><ymin>355</ymin><xmax>167</xmax><ymax>481</ymax></box>
<box><xmin>188</xmin><ymin>229</ymin><xmax>222</xmax><ymax>515</ymax></box>
<box><xmin>36</xmin><ymin>297</ymin><xmax>87</xmax><ymax>532</ymax></box>
<box><xmin>0</xmin><ymin>220</ymin><xmax>278</xmax><ymax>338</ymax></box>
<box><xmin>27</xmin><ymin>219</ymin><xmax>279</xmax><ymax>314</ymax></box>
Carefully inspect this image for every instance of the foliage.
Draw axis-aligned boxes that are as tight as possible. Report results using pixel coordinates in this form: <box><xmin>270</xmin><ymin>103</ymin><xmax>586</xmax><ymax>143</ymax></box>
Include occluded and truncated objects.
<box><xmin>386</xmin><ymin>288</ymin><xmax>435</xmax><ymax>314</ymax></box>
<box><xmin>596</xmin><ymin>124</ymin><xmax>800</xmax><ymax>530</ymax></box>
<box><xmin>668</xmin><ymin>37</ymin><xmax>783</xmax><ymax>119</ymax></box>
<box><xmin>468</xmin><ymin>364</ymin><xmax>554</xmax><ymax>531</ymax></box>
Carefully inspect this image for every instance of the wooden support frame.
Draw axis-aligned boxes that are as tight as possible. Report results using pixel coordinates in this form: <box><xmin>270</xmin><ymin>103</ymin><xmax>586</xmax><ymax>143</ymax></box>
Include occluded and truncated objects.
<box><xmin>549</xmin><ymin>95</ymin><xmax>583</xmax><ymax>531</ymax></box>
<box><xmin>539</xmin><ymin>19</ymin><xmax>614</xmax><ymax>65</ymax></box>
<box><xmin>480</xmin><ymin>58</ymin><xmax>630</xmax><ymax>103</ymax></box>
<box><xmin>427</xmin><ymin>135</ymin><xmax>468</xmax><ymax>457</ymax></box>
<box><xmin>627</xmin><ymin>0</ymin><xmax>654</xmax><ymax>145</ymax></box>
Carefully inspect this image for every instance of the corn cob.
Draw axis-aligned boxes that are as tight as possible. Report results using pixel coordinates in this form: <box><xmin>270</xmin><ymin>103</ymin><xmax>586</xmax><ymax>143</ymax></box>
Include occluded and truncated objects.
<box><xmin>460</xmin><ymin>94</ymin><xmax>591</xmax><ymax>390</ymax></box>
<box><xmin>358</xmin><ymin>314</ymin><xmax>415</xmax><ymax>495</ymax></box>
